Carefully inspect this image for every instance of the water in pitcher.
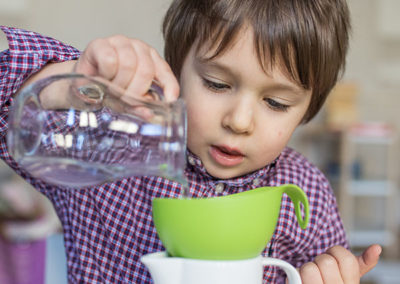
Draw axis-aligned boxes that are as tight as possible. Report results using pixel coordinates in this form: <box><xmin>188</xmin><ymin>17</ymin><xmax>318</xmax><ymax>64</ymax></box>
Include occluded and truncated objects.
<box><xmin>13</xmin><ymin>106</ymin><xmax>187</xmax><ymax>189</ymax></box>
<box><xmin>8</xmin><ymin>74</ymin><xmax>189</xmax><ymax>193</ymax></box>
<box><xmin>19</xmin><ymin>156</ymin><xmax>188</xmax><ymax>190</ymax></box>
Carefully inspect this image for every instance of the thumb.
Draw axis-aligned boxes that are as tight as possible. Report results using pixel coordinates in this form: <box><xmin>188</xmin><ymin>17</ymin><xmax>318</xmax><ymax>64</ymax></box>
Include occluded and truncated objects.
<box><xmin>358</xmin><ymin>244</ymin><xmax>382</xmax><ymax>277</ymax></box>
<box><xmin>75</xmin><ymin>40</ymin><xmax>118</xmax><ymax>80</ymax></box>
<box><xmin>74</xmin><ymin>50</ymin><xmax>101</xmax><ymax>77</ymax></box>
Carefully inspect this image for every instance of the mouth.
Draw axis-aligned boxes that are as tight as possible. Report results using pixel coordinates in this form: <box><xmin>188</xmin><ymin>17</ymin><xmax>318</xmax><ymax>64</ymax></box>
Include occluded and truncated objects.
<box><xmin>209</xmin><ymin>145</ymin><xmax>245</xmax><ymax>167</ymax></box>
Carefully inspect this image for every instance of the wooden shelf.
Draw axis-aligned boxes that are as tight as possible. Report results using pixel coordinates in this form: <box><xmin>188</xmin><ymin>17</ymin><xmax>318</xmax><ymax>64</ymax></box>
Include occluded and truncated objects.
<box><xmin>349</xmin><ymin>230</ymin><xmax>395</xmax><ymax>247</ymax></box>
<box><xmin>339</xmin><ymin>125</ymin><xmax>399</xmax><ymax>259</ymax></box>
<box><xmin>348</xmin><ymin>180</ymin><xmax>396</xmax><ymax>196</ymax></box>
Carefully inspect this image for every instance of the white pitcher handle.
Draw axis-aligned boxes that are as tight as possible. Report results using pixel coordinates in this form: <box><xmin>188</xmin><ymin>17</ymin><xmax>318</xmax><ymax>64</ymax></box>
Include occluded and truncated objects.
<box><xmin>261</xmin><ymin>257</ymin><xmax>302</xmax><ymax>284</ymax></box>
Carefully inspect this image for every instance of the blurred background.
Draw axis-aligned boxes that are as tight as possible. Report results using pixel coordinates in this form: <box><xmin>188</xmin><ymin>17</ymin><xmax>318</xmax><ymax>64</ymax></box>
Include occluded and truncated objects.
<box><xmin>0</xmin><ymin>0</ymin><xmax>399</xmax><ymax>283</ymax></box>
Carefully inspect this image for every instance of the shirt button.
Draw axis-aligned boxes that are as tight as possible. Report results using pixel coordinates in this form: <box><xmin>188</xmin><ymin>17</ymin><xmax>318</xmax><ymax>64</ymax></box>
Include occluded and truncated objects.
<box><xmin>252</xmin><ymin>178</ymin><xmax>260</xmax><ymax>187</ymax></box>
<box><xmin>215</xmin><ymin>183</ymin><xmax>224</xmax><ymax>193</ymax></box>
<box><xmin>188</xmin><ymin>156</ymin><xmax>195</xmax><ymax>165</ymax></box>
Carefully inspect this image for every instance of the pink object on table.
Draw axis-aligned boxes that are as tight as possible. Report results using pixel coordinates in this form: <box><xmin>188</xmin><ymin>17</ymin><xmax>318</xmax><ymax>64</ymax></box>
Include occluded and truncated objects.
<box><xmin>0</xmin><ymin>236</ymin><xmax>46</xmax><ymax>284</ymax></box>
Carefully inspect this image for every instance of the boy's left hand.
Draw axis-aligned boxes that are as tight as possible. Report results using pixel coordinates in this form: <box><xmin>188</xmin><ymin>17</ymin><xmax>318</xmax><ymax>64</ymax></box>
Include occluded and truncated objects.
<box><xmin>299</xmin><ymin>244</ymin><xmax>381</xmax><ymax>283</ymax></box>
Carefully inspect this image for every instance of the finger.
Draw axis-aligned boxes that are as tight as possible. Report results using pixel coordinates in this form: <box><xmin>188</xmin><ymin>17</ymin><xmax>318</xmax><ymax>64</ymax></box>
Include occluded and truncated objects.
<box><xmin>124</xmin><ymin>40</ymin><xmax>156</xmax><ymax>100</ymax></box>
<box><xmin>149</xmin><ymin>48</ymin><xmax>180</xmax><ymax>102</ymax></box>
<box><xmin>314</xmin><ymin>253</ymin><xmax>344</xmax><ymax>284</ymax></box>
<box><xmin>108</xmin><ymin>35</ymin><xmax>137</xmax><ymax>89</ymax></box>
<box><xmin>358</xmin><ymin>244</ymin><xmax>381</xmax><ymax>277</ymax></box>
<box><xmin>326</xmin><ymin>245</ymin><xmax>359</xmax><ymax>283</ymax></box>
<box><xmin>299</xmin><ymin>262</ymin><xmax>324</xmax><ymax>284</ymax></box>
<box><xmin>75</xmin><ymin>38</ymin><xmax>118</xmax><ymax>80</ymax></box>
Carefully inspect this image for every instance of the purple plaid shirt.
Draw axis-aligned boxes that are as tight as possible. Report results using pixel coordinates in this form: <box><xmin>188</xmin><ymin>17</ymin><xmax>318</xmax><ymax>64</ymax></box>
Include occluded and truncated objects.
<box><xmin>0</xmin><ymin>26</ymin><xmax>348</xmax><ymax>284</ymax></box>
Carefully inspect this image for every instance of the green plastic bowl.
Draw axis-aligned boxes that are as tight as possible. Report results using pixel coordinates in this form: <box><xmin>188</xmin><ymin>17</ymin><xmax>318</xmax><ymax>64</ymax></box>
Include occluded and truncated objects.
<box><xmin>152</xmin><ymin>184</ymin><xmax>309</xmax><ymax>260</ymax></box>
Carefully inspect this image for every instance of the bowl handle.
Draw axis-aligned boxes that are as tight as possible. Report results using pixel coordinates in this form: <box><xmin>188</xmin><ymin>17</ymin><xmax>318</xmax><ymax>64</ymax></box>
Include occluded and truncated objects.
<box><xmin>280</xmin><ymin>184</ymin><xmax>309</xmax><ymax>229</ymax></box>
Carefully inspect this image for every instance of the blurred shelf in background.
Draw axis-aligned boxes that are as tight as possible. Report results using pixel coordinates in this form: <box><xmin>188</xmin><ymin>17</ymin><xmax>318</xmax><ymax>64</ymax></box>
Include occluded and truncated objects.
<box><xmin>289</xmin><ymin>117</ymin><xmax>400</xmax><ymax>284</ymax></box>
<box><xmin>339</xmin><ymin>123</ymin><xmax>399</xmax><ymax>259</ymax></box>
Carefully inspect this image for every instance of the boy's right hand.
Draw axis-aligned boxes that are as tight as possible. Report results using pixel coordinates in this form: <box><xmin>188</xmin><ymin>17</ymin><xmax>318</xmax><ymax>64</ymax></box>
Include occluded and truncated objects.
<box><xmin>74</xmin><ymin>35</ymin><xmax>180</xmax><ymax>102</ymax></box>
<box><xmin>23</xmin><ymin>35</ymin><xmax>180</xmax><ymax>107</ymax></box>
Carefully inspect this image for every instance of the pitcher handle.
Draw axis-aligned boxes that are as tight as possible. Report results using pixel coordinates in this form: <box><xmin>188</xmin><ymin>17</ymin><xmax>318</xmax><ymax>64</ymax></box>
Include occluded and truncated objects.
<box><xmin>281</xmin><ymin>184</ymin><xmax>309</xmax><ymax>229</ymax></box>
<box><xmin>261</xmin><ymin>257</ymin><xmax>302</xmax><ymax>284</ymax></box>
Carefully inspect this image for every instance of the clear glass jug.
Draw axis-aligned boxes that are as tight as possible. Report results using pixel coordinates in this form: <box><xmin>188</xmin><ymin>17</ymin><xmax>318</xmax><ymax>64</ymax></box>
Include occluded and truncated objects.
<box><xmin>7</xmin><ymin>73</ymin><xmax>187</xmax><ymax>188</ymax></box>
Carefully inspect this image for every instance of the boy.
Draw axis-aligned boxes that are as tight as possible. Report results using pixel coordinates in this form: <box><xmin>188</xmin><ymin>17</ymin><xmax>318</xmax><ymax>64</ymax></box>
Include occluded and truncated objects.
<box><xmin>0</xmin><ymin>0</ymin><xmax>381</xmax><ymax>283</ymax></box>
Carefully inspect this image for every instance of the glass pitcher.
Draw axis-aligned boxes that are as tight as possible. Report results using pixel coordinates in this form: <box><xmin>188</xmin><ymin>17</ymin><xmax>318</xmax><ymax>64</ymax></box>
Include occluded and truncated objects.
<box><xmin>7</xmin><ymin>73</ymin><xmax>187</xmax><ymax>188</ymax></box>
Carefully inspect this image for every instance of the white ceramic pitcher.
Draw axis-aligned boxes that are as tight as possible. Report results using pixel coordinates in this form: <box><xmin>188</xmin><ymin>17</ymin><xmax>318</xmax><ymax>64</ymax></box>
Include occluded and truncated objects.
<box><xmin>141</xmin><ymin>252</ymin><xmax>302</xmax><ymax>284</ymax></box>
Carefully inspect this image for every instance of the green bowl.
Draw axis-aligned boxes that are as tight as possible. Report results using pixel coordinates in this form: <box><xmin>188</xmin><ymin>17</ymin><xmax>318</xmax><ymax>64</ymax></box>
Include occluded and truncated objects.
<box><xmin>152</xmin><ymin>184</ymin><xmax>309</xmax><ymax>260</ymax></box>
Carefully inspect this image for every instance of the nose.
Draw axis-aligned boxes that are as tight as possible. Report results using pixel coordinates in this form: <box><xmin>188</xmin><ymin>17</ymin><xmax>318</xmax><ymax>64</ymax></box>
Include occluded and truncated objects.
<box><xmin>222</xmin><ymin>96</ymin><xmax>255</xmax><ymax>134</ymax></box>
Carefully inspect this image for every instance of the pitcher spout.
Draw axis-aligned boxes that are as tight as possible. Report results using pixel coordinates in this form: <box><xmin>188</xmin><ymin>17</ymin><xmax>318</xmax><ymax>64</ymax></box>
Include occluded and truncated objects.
<box><xmin>140</xmin><ymin>251</ymin><xmax>183</xmax><ymax>284</ymax></box>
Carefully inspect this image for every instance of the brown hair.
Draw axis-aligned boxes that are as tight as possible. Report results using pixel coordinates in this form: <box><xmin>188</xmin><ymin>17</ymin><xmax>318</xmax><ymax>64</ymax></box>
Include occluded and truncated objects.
<box><xmin>163</xmin><ymin>0</ymin><xmax>351</xmax><ymax>123</ymax></box>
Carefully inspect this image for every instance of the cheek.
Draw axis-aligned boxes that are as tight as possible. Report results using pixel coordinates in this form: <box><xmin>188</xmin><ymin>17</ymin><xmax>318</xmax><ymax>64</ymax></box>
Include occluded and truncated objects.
<box><xmin>276</xmin><ymin>126</ymin><xmax>295</xmax><ymax>142</ymax></box>
<box><xmin>187</xmin><ymin>113</ymin><xmax>201</xmax><ymax>134</ymax></box>
<box><xmin>260</xmin><ymin>126</ymin><xmax>294</xmax><ymax>153</ymax></box>
<box><xmin>186</xmin><ymin>102</ymin><xmax>203</xmax><ymax>128</ymax></box>
<box><xmin>185</xmin><ymin>102</ymin><xmax>208</xmax><ymax>140</ymax></box>
<box><xmin>276</xmin><ymin>130</ymin><xmax>291</xmax><ymax>143</ymax></box>
<box><xmin>185</xmin><ymin>92</ymin><xmax>216</xmax><ymax>129</ymax></box>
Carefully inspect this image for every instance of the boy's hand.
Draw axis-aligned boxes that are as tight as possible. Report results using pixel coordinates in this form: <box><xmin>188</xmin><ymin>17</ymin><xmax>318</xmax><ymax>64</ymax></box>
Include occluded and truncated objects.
<box><xmin>75</xmin><ymin>35</ymin><xmax>180</xmax><ymax>102</ymax></box>
<box><xmin>299</xmin><ymin>244</ymin><xmax>381</xmax><ymax>283</ymax></box>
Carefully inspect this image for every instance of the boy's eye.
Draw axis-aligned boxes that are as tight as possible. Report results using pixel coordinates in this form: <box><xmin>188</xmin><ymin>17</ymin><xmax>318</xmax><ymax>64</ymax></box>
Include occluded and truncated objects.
<box><xmin>202</xmin><ymin>78</ymin><xmax>230</xmax><ymax>91</ymax></box>
<box><xmin>265</xmin><ymin>98</ymin><xmax>290</xmax><ymax>112</ymax></box>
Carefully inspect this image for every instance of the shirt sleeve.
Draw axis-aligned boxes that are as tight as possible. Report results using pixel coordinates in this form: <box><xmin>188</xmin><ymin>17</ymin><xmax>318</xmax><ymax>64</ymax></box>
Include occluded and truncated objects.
<box><xmin>0</xmin><ymin>26</ymin><xmax>81</xmax><ymax>192</ymax></box>
<box><xmin>0</xmin><ymin>26</ymin><xmax>81</xmax><ymax>134</ymax></box>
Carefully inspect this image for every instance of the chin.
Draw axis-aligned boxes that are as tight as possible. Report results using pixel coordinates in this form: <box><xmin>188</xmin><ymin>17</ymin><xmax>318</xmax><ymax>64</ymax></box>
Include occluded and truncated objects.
<box><xmin>205</xmin><ymin>166</ymin><xmax>249</xmax><ymax>180</ymax></box>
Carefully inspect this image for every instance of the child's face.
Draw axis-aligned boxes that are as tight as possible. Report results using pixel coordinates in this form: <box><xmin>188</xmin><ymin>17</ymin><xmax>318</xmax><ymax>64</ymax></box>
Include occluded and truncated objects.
<box><xmin>179</xmin><ymin>28</ymin><xmax>312</xmax><ymax>179</ymax></box>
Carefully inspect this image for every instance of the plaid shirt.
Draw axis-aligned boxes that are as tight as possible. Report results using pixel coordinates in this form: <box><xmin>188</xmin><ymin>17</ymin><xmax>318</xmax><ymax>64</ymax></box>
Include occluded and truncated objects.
<box><xmin>0</xmin><ymin>26</ymin><xmax>348</xmax><ymax>284</ymax></box>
